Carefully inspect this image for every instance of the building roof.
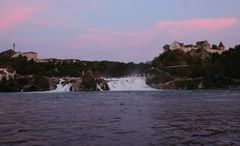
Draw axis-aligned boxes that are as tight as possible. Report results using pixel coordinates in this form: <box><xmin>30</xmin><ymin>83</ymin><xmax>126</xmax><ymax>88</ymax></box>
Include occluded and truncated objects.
<box><xmin>196</xmin><ymin>40</ymin><xmax>208</xmax><ymax>45</ymax></box>
<box><xmin>23</xmin><ymin>52</ymin><xmax>38</xmax><ymax>54</ymax></box>
<box><xmin>163</xmin><ymin>44</ymin><xmax>170</xmax><ymax>50</ymax></box>
<box><xmin>173</xmin><ymin>41</ymin><xmax>184</xmax><ymax>46</ymax></box>
<box><xmin>185</xmin><ymin>44</ymin><xmax>194</xmax><ymax>47</ymax></box>
<box><xmin>218</xmin><ymin>41</ymin><xmax>225</xmax><ymax>47</ymax></box>
<box><xmin>0</xmin><ymin>49</ymin><xmax>16</xmax><ymax>57</ymax></box>
<box><xmin>211</xmin><ymin>44</ymin><xmax>218</xmax><ymax>49</ymax></box>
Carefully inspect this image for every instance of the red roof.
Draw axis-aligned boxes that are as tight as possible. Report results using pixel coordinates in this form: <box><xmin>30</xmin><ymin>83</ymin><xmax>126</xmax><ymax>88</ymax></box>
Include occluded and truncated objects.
<box><xmin>23</xmin><ymin>51</ymin><xmax>38</xmax><ymax>54</ymax></box>
<box><xmin>218</xmin><ymin>42</ymin><xmax>225</xmax><ymax>47</ymax></box>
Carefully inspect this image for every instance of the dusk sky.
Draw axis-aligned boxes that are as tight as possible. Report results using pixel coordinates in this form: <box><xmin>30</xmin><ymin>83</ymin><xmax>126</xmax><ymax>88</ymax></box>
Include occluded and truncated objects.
<box><xmin>0</xmin><ymin>0</ymin><xmax>240</xmax><ymax>62</ymax></box>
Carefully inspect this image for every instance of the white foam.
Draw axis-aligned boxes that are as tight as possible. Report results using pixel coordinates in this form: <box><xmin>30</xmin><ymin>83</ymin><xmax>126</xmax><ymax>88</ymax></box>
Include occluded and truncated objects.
<box><xmin>48</xmin><ymin>79</ymin><xmax>73</xmax><ymax>93</ymax></box>
<box><xmin>105</xmin><ymin>77</ymin><xmax>156</xmax><ymax>91</ymax></box>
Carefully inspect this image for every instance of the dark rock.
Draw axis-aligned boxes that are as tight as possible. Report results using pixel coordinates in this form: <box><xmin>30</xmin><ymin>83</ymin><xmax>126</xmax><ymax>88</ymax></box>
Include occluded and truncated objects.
<box><xmin>96</xmin><ymin>78</ymin><xmax>109</xmax><ymax>90</ymax></box>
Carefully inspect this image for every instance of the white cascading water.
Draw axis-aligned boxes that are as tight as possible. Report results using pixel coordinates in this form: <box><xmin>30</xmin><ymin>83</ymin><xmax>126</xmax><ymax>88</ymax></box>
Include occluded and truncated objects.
<box><xmin>105</xmin><ymin>77</ymin><xmax>155</xmax><ymax>91</ymax></box>
<box><xmin>49</xmin><ymin>79</ymin><xmax>73</xmax><ymax>92</ymax></box>
<box><xmin>44</xmin><ymin>77</ymin><xmax>155</xmax><ymax>92</ymax></box>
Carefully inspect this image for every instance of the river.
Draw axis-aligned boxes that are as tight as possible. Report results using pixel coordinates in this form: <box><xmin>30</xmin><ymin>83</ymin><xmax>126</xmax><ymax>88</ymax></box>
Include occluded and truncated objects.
<box><xmin>0</xmin><ymin>90</ymin><xmax>240</xmax><ymax>146</ymax></box>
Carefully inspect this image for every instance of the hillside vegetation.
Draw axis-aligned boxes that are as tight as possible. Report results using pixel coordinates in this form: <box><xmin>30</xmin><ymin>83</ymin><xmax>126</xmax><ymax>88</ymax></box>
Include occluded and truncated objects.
<box><xmin>147</xmin><ymin>45</ymin><xmax>240</xmax><ymax>89</ymax></box>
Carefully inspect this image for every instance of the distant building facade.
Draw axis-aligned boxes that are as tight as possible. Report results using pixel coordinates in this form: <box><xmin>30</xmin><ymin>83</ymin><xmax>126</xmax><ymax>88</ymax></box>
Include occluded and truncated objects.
<box><xmin>196</xmin><ymin>40</ymin><xmax>211</xmax><ymax>51</ymax></box>
<box><xmin>169</xmin><ymin>41</ymin><xmax>185</xmax><ymax>50</ymax></box>
<box><xmin>164</xmin><ymin>40</ymin><xmax>225</xmax><ymax>54</ymax></box>
<box><xmin>0</xmin><ymin>65</ymin><xmax>16</xmax><ymax>81</ymax></box>
<box><xmin>12</xmin><ymin>51</ymin><xmax>38</xmax><ymax>61</ymax></box>
<box><xmin>36</xmin><ymin>58</ymin><xmax>80</xmax><ymax>64</ymax></box>
<box><xmin>22</xmin><ymin>52</ymin><xmax>38</xmax><ymax>61</ymax></box>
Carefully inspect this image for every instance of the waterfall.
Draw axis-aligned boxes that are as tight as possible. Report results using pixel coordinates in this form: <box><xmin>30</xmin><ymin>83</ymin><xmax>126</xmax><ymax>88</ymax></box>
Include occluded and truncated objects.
<box><xmin>105</xmin><ymin>77</ymin><xmax>155</xmax><ymax>91</ymax></box>
<box><xmin>49</xmin><ymin>79</ymin><xmax>73</xmax><ymax>92</ymax></box>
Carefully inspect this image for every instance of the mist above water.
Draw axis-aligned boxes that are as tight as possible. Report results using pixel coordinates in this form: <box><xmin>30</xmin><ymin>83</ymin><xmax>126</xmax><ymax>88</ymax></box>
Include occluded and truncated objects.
<box><xmin>49</xmin><ymin>79</ymin><xmax>73</xmax><ymax>93</ymax></box>
<box><xmin>47</xmin><ymin>77</ymin><xmax>155</xmax><ymax>92</ymax></box>
<box><xmin>105</xmin><ymin>77</ymin><xmax>155</xmax><ymax>91</ymax></box>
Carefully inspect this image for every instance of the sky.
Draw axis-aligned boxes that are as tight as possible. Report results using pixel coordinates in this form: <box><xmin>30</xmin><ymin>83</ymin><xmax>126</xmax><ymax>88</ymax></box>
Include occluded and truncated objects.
<box><xmin>0</xmin><ymin>0</ymin><xmax>240</xmax><ymax>62</ymax></box>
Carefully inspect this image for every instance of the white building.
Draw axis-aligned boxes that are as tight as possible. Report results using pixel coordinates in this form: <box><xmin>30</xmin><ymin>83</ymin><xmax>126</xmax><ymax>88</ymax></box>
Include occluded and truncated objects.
<box><xmin>169</xmin><ymin>41</ymin><xmax>184</xmax><ymax>51</ymax></box>
<box><xmin>12</xmin><ymin>51</ymin><xmax>38</xmax><ymax>61</ymax></box>
<box><xmin>0</xmin><ymin>66</ymin><xmax>16</xmax><ymax>81</ymax></box>
<box><xmin>164</xmin><ymin>40</ymin><xmax>225</xmax><ymax>54</ymax></box>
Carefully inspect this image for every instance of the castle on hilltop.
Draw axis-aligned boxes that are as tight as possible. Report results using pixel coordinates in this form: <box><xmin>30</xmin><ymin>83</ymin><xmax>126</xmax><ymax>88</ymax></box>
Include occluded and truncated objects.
<box><xmin>163</xmin><ymin>40</ymin><xmax>225</xmax><ymax>54</ymax></box>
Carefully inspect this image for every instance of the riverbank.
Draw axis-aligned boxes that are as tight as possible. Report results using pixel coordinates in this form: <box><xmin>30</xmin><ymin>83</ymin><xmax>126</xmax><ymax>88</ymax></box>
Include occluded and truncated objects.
<box><xmin>0</xmin><ymin>71</ymin><xmax>109</xmax><ymax>92</ymax></box>
<box><xmin>1</xmin><ymin>43</ymin><xmax>240</xmax><ymax>91</ymax></box>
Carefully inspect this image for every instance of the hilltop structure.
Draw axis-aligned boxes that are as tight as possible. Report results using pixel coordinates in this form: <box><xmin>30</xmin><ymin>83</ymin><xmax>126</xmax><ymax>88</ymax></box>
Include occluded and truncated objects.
<box><xmin>163</xmin><ymin>40</ymin><xmax>225</xmax><ymax>54</ymax></box>
<box><xmin>0</xmin><ymin>49</ymin><xmax>38</xmax><ymax>61</ymax></box>
<box><xmin>36</xmin><ymin>58</ymin><xmax>79</xmax><ymax>64</ymax></box>
<box><xmin>0</xmin><ymin>48</ymin><xmax>79</xmax><ymax>64</ymax></box>
<box><xmin>12</xmin><ymin>51</ymin><xmax>38</xmax><ymax>61</ymax></box>
<box><xmin>0</xmin><ymin>43</ymin><xmax>38</xmax><ymax>61</ymax></box>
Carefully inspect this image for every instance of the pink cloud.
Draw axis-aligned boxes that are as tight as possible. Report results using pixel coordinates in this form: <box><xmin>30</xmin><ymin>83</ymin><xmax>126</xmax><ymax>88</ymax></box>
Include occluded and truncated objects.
<box><xmin>71</xmin><ymin>17</ymin><xmax>238</xmax><ymax>50</ymax></box>
<box><xmin>0</xmin><ymin>1</ymin><xmax>42</xmax><ymax>29</ymax></box>
<box><xmin>0</xmin><ymin>0</ymin><xmax>103</xmax><ymax>30</ymax></box>
<box><xmin>0</xmin><ymin>3</ymin><xmax>237</xmax><ymax>62</ymax></box>
<box><xmin>153</xmin><ymin>18</ymin><xmax>238</xmax><ymax>36</ymax></box>
<box><xmin>72</xmin><ymin>27</ymin><xmax>152</xmax><ymax>50</ymax></box>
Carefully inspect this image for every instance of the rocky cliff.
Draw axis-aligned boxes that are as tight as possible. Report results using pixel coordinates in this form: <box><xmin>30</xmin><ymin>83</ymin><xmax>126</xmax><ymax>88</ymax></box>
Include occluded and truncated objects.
<box><xmin>0</xmin><ymin>71</ymin><xmax>109</xmax><ymax>92</ymax></box>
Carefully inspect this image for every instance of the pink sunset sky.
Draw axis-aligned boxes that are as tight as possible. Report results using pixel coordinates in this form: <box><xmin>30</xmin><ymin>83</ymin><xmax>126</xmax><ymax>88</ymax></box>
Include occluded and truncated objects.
<box><xmin>0</xmin><ymin>0</ymin><xmax>240</xmax><ymax>62</ymax></box>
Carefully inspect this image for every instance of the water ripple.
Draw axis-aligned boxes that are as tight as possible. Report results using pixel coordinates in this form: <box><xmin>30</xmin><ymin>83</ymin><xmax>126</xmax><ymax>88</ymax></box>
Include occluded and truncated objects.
<box><xmin>0</xmin><ymin>91</ymin><xmax>240</xmax><ymax>146</ymax></box>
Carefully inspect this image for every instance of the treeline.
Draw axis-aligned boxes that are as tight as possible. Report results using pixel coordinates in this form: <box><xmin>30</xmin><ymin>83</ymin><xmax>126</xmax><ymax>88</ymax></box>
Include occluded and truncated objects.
<box><xmin>0</xmin><ymin>55</ymin><xmax>150</xmax><ymax>77</ymax></box>
<box><xmin>1</xmin><ymin>44</ymin><xmax>240</xmax><ymax>90</ymax></box>
<box><xmin>0</xmin><ymin>53</ymin><xmax>151</xmax><ymax>91</ymax></box>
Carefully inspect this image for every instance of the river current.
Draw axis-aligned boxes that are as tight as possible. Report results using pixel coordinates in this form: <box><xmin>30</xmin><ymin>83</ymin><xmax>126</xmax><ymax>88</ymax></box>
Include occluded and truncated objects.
<box><xmin>0</xmin><ymin>90</ymin><xmax>240</xmax><ymax>146</ymax></box>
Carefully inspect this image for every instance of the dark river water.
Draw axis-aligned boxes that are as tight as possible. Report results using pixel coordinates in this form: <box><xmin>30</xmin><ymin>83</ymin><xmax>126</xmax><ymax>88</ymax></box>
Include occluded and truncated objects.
<box><xmin>0</xmin><ymin>90</ymin><xmax>240</xmax><ymax>146</ymax></box>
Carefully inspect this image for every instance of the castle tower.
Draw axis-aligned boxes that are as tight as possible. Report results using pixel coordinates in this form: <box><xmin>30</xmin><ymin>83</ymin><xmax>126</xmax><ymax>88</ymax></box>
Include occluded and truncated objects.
<box><xmin>218</xmin><ymin>41</ymin><xmax>225</xmax><ymax>51</ymax></box>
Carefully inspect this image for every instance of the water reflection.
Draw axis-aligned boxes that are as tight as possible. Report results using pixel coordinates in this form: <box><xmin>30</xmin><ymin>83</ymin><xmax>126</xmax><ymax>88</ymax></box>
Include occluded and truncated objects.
<box><xmin>0</xmin><ymin>91</ymin><xmax>240</xmax><ymax>146</ymax></box>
